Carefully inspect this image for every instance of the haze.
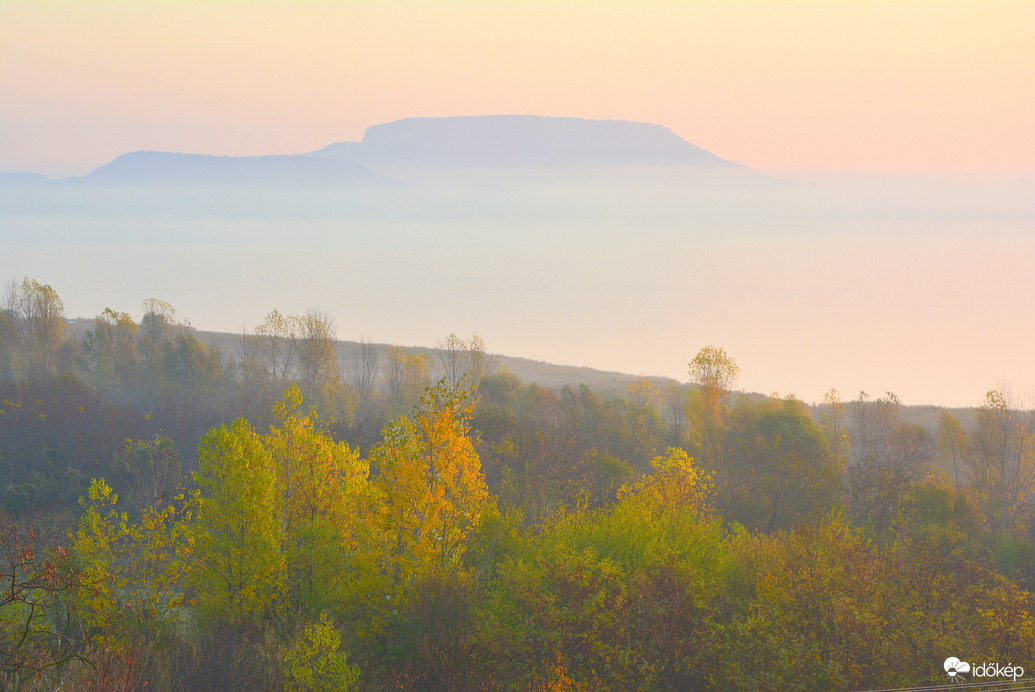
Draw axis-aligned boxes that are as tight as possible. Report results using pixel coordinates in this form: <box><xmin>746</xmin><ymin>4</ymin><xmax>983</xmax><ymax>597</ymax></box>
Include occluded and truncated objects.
<box><xmin>2</xmin><ymin>1</ymin><xmax>1034</xmax><ymax>408</ymax></box>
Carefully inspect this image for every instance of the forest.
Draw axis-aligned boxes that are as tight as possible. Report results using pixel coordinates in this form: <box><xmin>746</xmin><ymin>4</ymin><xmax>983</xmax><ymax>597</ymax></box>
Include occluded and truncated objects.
<box><xmin>1</xmin><ymin>276</ymin><xmax>1034</xmax><ymax>691</ymax></box>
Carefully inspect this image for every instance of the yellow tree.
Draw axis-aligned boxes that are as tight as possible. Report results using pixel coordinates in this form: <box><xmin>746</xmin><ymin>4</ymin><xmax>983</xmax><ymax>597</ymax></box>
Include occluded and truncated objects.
<box><xmin>369</xmin><ymin>377</ymin><xmax>488</xmax><ymax>601</ymax></box>
<box><xmin>264</xmin><ymin>385</ymin><xmax>366</xmax><ymax>613</ymax></box>
<box><xmin>73</xmin><ymin>479</ymin><xmax>191</xmax><ymax>642</ymax></box>
<box><xmin>188</xmin><ymin>419</ymin><xmax>285</xmax><ymax>625</ymax></box>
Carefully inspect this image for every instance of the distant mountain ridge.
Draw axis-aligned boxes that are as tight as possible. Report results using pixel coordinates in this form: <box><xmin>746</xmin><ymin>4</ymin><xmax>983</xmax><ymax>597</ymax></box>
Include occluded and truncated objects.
<box><xmin>2</xmin><ymin>115</ymin><xmax>743</xmax><ymax>185</ymax></box>
<box><xmin>311</xmin><ymin>115</ymin><xmax>741</xmax><ymax>169</ymax></box>
<box><xmin>83</xmin><ymin>151</ymin><xmax>395</xmax><ymax>187</ymax></box>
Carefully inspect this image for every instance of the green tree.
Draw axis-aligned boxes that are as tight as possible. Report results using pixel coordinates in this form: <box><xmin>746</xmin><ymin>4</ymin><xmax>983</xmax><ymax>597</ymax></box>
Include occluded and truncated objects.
<box><xmin>723</xmin><ymin>396</ymin><xmax>840</xmax><ymax>532</ymax></box>
<box><xmin>83</xmin><ymin>308</ymin><xmax>139</xmax><ymax>404</ymax></box>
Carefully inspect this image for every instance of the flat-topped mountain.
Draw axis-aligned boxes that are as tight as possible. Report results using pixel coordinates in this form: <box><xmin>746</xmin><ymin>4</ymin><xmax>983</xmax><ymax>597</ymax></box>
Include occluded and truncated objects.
<box><xmin>2</xmin><ymin>116</ymin><xmax>743</xmax><ymax>188</ymax></box>
<box><xmin>83</xmin><ymin>151</ymin><xmax>395</xmax><ymax>186</ymax></box>
<box><xmin>310</xmin><ymin>115</ymin><xmax>742</xmax><ymax>169</ymax></box>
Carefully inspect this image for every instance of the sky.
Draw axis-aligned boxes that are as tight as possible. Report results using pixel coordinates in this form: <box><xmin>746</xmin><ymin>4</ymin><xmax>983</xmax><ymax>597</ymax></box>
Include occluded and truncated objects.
<box><xmin>2</xmin><ymin>0</ymin><xmax>1034</xmax><ymax>177</ymax></box>
<box><xmin>2</xmin><ymin>1</ymin><xmax>1035</xmax><ymax>408</ymax></box>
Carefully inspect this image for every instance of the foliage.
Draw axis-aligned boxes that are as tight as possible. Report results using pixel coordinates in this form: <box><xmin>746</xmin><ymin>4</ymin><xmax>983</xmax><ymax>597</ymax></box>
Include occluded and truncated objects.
<box><xmin>72</xmin><ymin>475</ymin><xmax>191</xmax><ymax>674</ymax></box>
<box><xmin>187</xmin><ymin>419</ymin><xmax>284</xmax><ymax>625</ymax></box>
<box><xmin>720</xmin><ymin>396</ymin><xmax>840</xmax><ymax>532</ymax></box>
<box><xmin>284</xmin><ymin>612</ymin><xmax>360</xmax><ymax>692</ymax></box>
<box><xmin>0</xmin><ymin>514</ymin><xmax>80</xmax><ymax>689</ymax></box>
<box><xmin>367</xmin><ymin>377</ymin><xmax>488</xmax><ymax>608</ymax></box>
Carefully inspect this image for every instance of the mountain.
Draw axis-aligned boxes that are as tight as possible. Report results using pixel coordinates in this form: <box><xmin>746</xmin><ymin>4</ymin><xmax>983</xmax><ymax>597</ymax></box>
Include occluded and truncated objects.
<box><xmin>0</xmin><ymin>171</ymin><xmax>53</xmax><ymax>185</ymax></box>
<box><xmin>309</xmin><ymin>115</ymin><xmax>742</xmax><ymax>169</ymax></box>
<box><xmin>83</xmin><ymin>151</ymin><xmax>397</xmax><ymax>187</ymax></box>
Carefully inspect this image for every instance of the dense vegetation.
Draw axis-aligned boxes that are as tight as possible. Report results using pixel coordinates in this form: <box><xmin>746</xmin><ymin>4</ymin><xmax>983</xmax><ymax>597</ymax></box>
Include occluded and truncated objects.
<box><xmin>2</xmin><ymin>277</ymin><xmax>1034</xmax><ymax>691</ymax></box>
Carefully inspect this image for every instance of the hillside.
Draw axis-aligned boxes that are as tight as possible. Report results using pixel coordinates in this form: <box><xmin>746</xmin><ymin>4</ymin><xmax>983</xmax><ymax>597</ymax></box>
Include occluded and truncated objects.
<box><xmin>191</xmin><ymin>328</ymin><xmax>676</xmax><ymax>398</ymax></box>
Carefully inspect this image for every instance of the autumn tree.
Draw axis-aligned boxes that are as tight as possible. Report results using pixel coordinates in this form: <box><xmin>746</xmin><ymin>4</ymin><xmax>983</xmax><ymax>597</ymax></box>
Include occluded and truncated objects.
<box><xmin>687</xmin><ymin>346</ymin><xmax>739</xmax><ymax>470</ymax></box>
<box><xmin>188</xmin><ymin>419</ymin><xmax>285</xmax><ymax>625</ymax></box>
<box><xmin>264</xmin><ymin>386</ymin><xmax>366</xmax><ymax>614</ymax></box>
<box><xmin>1</xmin><ymin>514</ymin><xmax>81</xmax><ymax>689</ymax></box>
<box><xmin>491</xmin><ymin>448</ymin><xmax>725</xmax><ymax>689</ymax></box>
<box><xmin>284</xmin><ymin>612</ymin><xmax>360</xmax><ymax>692</ymax></box>
<box><xmin>73</xmin><ymin>479</ymin><xmax>190</xmax><ymax>643</ymax></box>
<box><xmin>3</xmin><ymin>278</ymin><xmax>68</xmax><ymax>378</ymax></box>
<box><xmin>368</xmin><ymin>377</ymin><xmax>488</xmax><ymax>603</ymax></box>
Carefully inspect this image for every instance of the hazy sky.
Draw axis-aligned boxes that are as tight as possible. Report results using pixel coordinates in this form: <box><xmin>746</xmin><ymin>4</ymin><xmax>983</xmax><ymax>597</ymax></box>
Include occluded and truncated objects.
<box><xmin>2</xmin><ymin>1</ymin><xmax>1034</xmax><ymax>177</ymax></box>
<box><xmin>3</xmin><ymin>1</ymin><xmax>1035</xmax><ymax>408</ymax></box>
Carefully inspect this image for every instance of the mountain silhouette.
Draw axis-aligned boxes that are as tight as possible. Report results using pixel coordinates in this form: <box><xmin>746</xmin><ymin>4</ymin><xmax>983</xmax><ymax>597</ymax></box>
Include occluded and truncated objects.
<box><xmin>83</xmin><ymin>151</ymin><xmax>396</xmax><ymax>186</ymax></box>
<box><xmin>310</xmin><ymin>115</ymin><xmax>742</xmax><ymax>169</ymax></box>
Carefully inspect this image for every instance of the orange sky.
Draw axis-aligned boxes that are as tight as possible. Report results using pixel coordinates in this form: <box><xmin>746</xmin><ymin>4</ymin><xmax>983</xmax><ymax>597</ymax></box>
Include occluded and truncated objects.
<box><xmin>2</xmin><ymin>0</ymin><xmax>1033</xmax><ymax>177</ymax></box>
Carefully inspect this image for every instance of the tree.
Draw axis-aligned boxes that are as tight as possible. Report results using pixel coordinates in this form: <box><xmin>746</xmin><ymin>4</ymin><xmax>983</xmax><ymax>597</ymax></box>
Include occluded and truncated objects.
<box><xmin>3</xmin><ymin>278</ymin><xmax>68</xmax><ymax>378</ymax></box>
<box><xmin>661</xmin><ymin>382</ymin><xmax>689</xmax><ymax>443</ymax></box>
<box><xmin>722</xmin><ymin>397</ymin><xmax>840</xmax><ymax>532</ymax></box>
<box><xmin>188</xmin><ymin>419</ymin><xmax>285</xmax><ymax>625</ymax></box>
<box><xmin>968</xmin><ymin>390</ymin><xmax>1035</xmax><ymax>536</ymax></box>
<box><xmin>294</xmin><ymin>308</ymin><xmax>338</xmax><ymax>397</ymax></box>
<box><xmin>368</xmin><ymin>377</ymin><xmax>488</xmax><ymax>601</ymax></box>
<box><xmin>847</xmin><ymin>392</ymin><xmax>929</xmax><ymax>536</ymax></box>
<box><xmin>937</xmin><ymin>411</ymin><xmax>969</xmax><ymax>489</ymax></box>
<box><xmin>348</xmin><ymin>338</ymin><xmax>381</xmax><ymax>434</ymax></box>
<box><xmin>437</xmin><ymin>333</ymin><xmax>490</xmax><ymax>395</ymax></box>
<box><xmin>251</xmin><ymin>309</ymin><xmax>297</xmax><ymax>386</ymax></box>
<box><xmin>115</xmin><ymin>436</ymin><xmax>182</xmax><ymax>513</ymax></box>
<box><xmin>284</xmin><ymin>612</ymin><xmax>360</xmax><ymax>692</ymax></box>
<box><xmin>83</xmin><ymin>309</ymin><xmax>139</xmax><ymax>404</ymax></box>
<box><xmin>264</xmin><ymin>386</ymin><xmax>366</xmax><ymax>613</ymax></box>
<box><xmin>687</xmin><ymin>346</ymin><xmax>738</xmax><ymax>469</ymax></box>
<box><xmin>137</xmin><ymin>299</ymin><xmax>178</xmax><ymax>393</ymax></box>
<box><xmin>1</xmin><ymin>514</ymin><xmax>81</xmax><ymax>688</ymax></box>
<box><xmin>819</xmin><ymin>389</ymin><xmax>850</xmax><ymax>469</ymax></box>
<box><xmin>73</xmin><ymin>479</ymin><xmax>190</xmax><ymax>642</ymax></box>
